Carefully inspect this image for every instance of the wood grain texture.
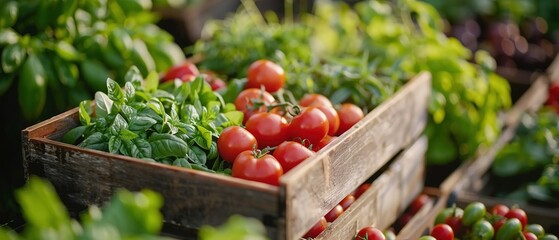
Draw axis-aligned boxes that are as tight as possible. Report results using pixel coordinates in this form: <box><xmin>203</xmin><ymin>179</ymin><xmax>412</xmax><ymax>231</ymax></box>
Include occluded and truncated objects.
<box><xmin>313</xmin><ymin>136</ymin><xmax>427</xmax><ymax>240</ymax></box>
<box><xmin>280</xmin><ymin>73</ymin><xmax>431</xmax><ymax>240</ymax></box>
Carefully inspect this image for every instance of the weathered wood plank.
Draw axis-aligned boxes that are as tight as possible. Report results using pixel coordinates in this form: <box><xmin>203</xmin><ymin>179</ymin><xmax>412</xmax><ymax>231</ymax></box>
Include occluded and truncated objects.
<box><xmin>314</xmin><ymin>136</ymin><xmax>427</xmax><ymax>240</ymax></box>
<box><xmin>280</xmin><ymin>73</ymin><xmax>431</xmax><ymax>240</ymax></box>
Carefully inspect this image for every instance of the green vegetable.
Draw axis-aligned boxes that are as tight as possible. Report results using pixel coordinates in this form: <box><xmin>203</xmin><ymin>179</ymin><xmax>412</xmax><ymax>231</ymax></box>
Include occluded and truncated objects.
<box><xmin>541</xmin><ymin>234</ymin><xmax>559</xmax><ymax>240</ymax></box>
<box><xmin>470</xmin><ymin>219</ymin><xmax>494</xmax><ymax>240</ymax></box>
<box><xmin>64</xmin><ymin>66</ymin><xmax>242</xmax><ymax>174</ymax></box>
<box><xmin>525</xmin><ymin>224</ymin><xmax>545</xmax><ymax>238</ymax></box>
<box><xmin>0</xmin><ymin>176</ymin><xmax>166</xmax><ymax>239</ymax></box>
<box><xmin>198</xmin><ymin>215</ymin><xmax>268</xmax><ymax>240</ymax></box>
<box><xmin>461</xmin><ymin>202</ymin><xmax>486</xmax><ymax>226</ymax></box>
<box><xmin>495</xmin><ymin>218</ymin><xmax>522</xmax><ymax>240</ymax></box>
<box><xmin>18</xmin><ymin>54</ymin><xmax>46</xmax><ymax>120</ymax></box>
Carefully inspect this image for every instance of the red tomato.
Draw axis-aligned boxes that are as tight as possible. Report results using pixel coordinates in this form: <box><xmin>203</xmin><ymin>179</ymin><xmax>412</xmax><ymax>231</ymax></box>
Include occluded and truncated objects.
<box><xmin>354</xmin><ymin>183</ymin><xmax>371</xmax><ymax>199</ymax></box>
<box><xmin>445</xmin><ymin>216</ymin><xmax>462</xmax><ymax>236</ymax></box>
<box><xmin>246</xmin><ymin>112</ymin><xmax>289</xmax><ymax>148</ymax></box>
<box><xmin>431</xmin><ymin>224</ymin><xmax>454</xmax><ymax>240</ymax></box>
<box><xmin>246</xmin><ymin>59</ymin><xmax>285</xmax><ymax>92</ymax></box>
<box><xmin>523</xmin><ymin>232</ymin><xmax>538</xmax><ymax>240</ymax></box>
<box><xmin>339</xmin><ymin>195</ymin><xmax>356</xmax><ymax>210</ymax></box>
<box><xmin>409</xmin><ymin>194</ymin><xmax>430</xmax><ymax>215</ymax></box>
<box><xmin>217</xmin><ymin>126</ymin><xmax>257</xmax><ymax>163</ymax></box>
<box><xmin>303</xmin><ymin>217</ymin><xmax>328</xmax><ymax>238</ymax></box>
<box><xmin>324</xmin><ymin>204</ymin><xmax>344</xmax><ymax>222</ymax></box>
<box><xmin>231</xmin><ymin>150</ymin><xmax>283</xmax><ymax>186</ymax></box>
<box><xmin>493</xmin><ymin>218</ymin><xmax>506</xmax><ymax>234</ymax></box>
<box><xmin>299</xmin><ymin>93</ymin><xmax>333</xmax><ymax>108</ymax></box>
<box><xmin>234</xmin><ymin>88</ymin><xmax>275</xmax><ymax>124</ymax></box>
<box><xmin>272</xmin><ymin>141</ymin><xmax>315</xmax><ymax>172</ymax></box>
<box><xmin>201</xmin><ymin>71</ymin><xmax>227</xmax><ymax>91</ymax></box>
<box><xmin>355</xmin><ymin>227</ymin><xmax>385</xmax><ymax>240</ymax></box>
<box><xmin>490</xmin><ymin>204</ymin><xmax>509</xmax><ymax>217</ymax></box>
<box><xmin>289</xmin><ymin>107</ymin><xmax>329</xmax><ymax>144</ymax></box>
<box><xmin>317</xmin><ymin>105</ymin><xmax>340</xmax><ymax>136</ymax></box>
<box><xmin>162</xmin><ymin>62</ymin><xmax>199</xmax><ymax>82</ymax></box>
<box><xmin>505</xmin><ymin>208</ymin><xmax>528</xmax><ymax>229</ymax></box>
<box><xmin>336</xmin><ymin>103</ymin><xmax>364</xmax><ymax>136</ymax></box>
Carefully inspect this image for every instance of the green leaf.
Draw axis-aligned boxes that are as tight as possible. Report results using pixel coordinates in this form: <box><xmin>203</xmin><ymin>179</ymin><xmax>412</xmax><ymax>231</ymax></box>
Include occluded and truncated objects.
<box><xmin>124</xmin><ymin>82</ymin><xmax>135</xmax><ymax>102</ymax></box>
<box><xmin>1</xmin><ymin>43</ymin><xmax>26</xmax><ymax>73</ymax></box>
<box><xmin>95</xmin><ymin>92</ymin><xmax>114</xmax><ymax>118</ymax></box>
<box><xmin>120</xmin><ymin>129</ymin><xmax>138</xmax><ymax>140</ymax></box>
<box><xmin>0</xmin><ymin>28</ymin><xmax>18</xmax><ymax>45</ymax></box>
<box><xmin>55</xmin><ymin>41</ymin><xmax>80</xmax><ymax>61</ymax></box>
<box><xmin>198</xmin><ymin>215</ymin><xmax>267</xmax><ymax>240</ymax></box>
<box><xmin>0</xmin><ymin>69</ymin><xmax>14</xmax><ymax>96</ymax></box>
<box><xmin>330</xmin><ymin>87</ymin><xmax>352</xmax><ymax>104</ymax></box>
<box><xmin>144</xmin><ymin>71</ymin><xmax>159</xmax><ymax>93</ymax></box>
<box><xmin>222</xmin><ymin>111</ymin><xmax>244</xmax><ymax>126</ymax></box>
<box><xmin>110</xmin><ymin>114</ymin><xmax>128</xmax><ymax>135</ymax></box>
<box><xmin>54</xmin><ymin>58</ymin><xmax>78</xmax><ymax>88</ymax></box>
<box><xmin>81</xmin><ymin>60</ymin><xmax>110</xmax><ymax>92</ymax></box>
<box><xmin>130</xmin><ymin>39</ymin><xmax>156</xmax><ymax>76</ymax></box>
<box><xmin>120</xmin><ymin>104</ymin><xmax>137</xmax><ymax>120</ymax></box>
<box><xmin>195</xmin><ymin>125</ymin><xmax>212</xmax><ymax>150</ymax></box>
<box><xmin>0</xmin><ymin>2</ymin><xmax>18</xmax><ymax>28</ymax></box>
<box><xmin>62</xmin><ymin>125</ymin><xmax>87</xmax><ymax>144</ymax></box>
<box><xmin>128</xmin><ymin>116</ymin><xmax>157</xmax><ymax>132</ymax></box>
<box><xmin>107</xmin><ymin>78</ymin><xmax>125</xmax><ymax>103</ymax></box>
<box><xmin>18</xmin><ymin>54</ymin><xmax>46</xmax><ymax>120</ymax></box>
<box><xmin>189</xmin><ymin>146</ymin><xmax>207</xmax><ymax>165</ymax></box>
<box><xmin>109</xmin><ymin>28</ymin><xmax>133</xmax><ymax>57</ymax></box>
<box><xmin>148</xmin><ymin>133</ymin><xmax>188</xmax><ymax>159</ymax></box>
<box><xmin>124</xmin><ymin>66</ymin><xmax>143</xmax><ymax>86</ymax></box>
<box><xmin>109</xmin><ymin>136</ymin><xmax>123</xmax><ymax>154</ymax></box>
<box><xmin>79</xmin><ymin>132</ymin><xmax>108</xmax><ymax>151</ymax></box>
<box><xmin>173</xmin><ymin>158</ymin><xmax>191</xmax><ymax>168</ymax></box>
<box><xmin>79</xmin><ymin>100</ymin><xmax>92</xmax><ymax>126</ymax></box>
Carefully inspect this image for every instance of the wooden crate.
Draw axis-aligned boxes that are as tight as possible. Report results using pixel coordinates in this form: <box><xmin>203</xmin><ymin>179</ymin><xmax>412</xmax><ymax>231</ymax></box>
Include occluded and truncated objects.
<box><xmin>22</xmin><ymin>73</ymin><xmax>430</xmax><ymax>240</ymax></box>
<box><xmin>396</xmin><ymin>187</ymin><xmax>447</xmax><ymax>240</ymax></box>
<box><xmin>439</xmin><ymin>74</ymin><xmax>549</xmax><ymax>195</ymax></box>
<box><xmin>314</xmin><ymin>136</ymin><xmax>427</xmax><ymax>240</ymax></box>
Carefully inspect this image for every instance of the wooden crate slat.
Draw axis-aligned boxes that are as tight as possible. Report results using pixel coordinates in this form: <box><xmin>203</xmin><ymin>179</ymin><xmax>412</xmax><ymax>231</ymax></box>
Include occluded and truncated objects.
<box><xmin>280</xmin><ymin>73</ymin><xmax>431</xmax><ymax>240</ymax></box>
<box><xmin>314</xmin><ymin>136</ymin><xmax>427</xmax><ymax>240</ymax></box>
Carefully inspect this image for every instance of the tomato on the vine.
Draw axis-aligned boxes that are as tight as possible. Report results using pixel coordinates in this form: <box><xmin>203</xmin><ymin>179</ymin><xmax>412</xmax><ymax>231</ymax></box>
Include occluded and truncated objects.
<box><xmin>234</xmin><ymin>88</ymin><xmax>275</xmax><ymax>124</ymax></box>
<box><xmin>490</xmin><ymin>204</ymin><xmax>509</xmax><ymax>217</ymax></box>
<box><xmin>317</xmin><ymin>105</ymin><xmax>340</xmax><ymax>136</ymax></box>
<box><xmin>504</xmin><ymin>208</ymin><xmax>527</xmax><ymax>229</ymax></box>
<box><xmin>409</xmin><ymin>194</ymin><xmax>430</xmax><ymax>215</ymax></box>
<box><xmin>303</xmin><ymin>217</ymin><xmax>327</xmax><ymax>238</ymax></box>
<box><xmin>311</xmin><ymin>135</ymin><xmax>337</xmax><ymax>151</ymax></box>
<box><xmin>289</xmin><ymin>107</ymin><xmax>329</xmax><ymax>144</ymax></box>
<box><xmin>231</xmin><ymin>150</ymin><xmax>283</xmax><ymax>186</ymax></box>
<box><xmin>324</xmin><ymin>204</ymin><xmax>344</xmax><ymax>222</ymax></box>
<box><xmin>299</xmin><ymin>93</ymin><xmax>333</xmax><ymax>108</ymax></box>
<box><xmin>273</xmin><ymin>141</ymin><xmax>315</xmax><ymax>172</ymax></box>
<box><xmin>431</xmin><ymin>224</ymin><xmax>454</xmax><ymax>240</ymax></box>
<box><xmin>162</xmin><ymin>62</ymin><xmax>199</xmax><ymax>82</ymax></box>
<box><xmin>246</xmin><ymin>112</ymin><xmax>289</xmax><ymax>148</ymax></box>
<box><xmin>354</xmin><ymin>183</ymin><xmax>371</xmax><ymax>199</ymax></box>
<box><xmin>445</xmin><ymin>215</ymin><xmax>463</xmax><ymax>236</ymax></box>
<box><xmin>355</xmin><ymin>227</ymin><xmax>385</xmax><ymax>240</ymax></box>
<box><xmin>246</xmin><ymin>59</ymin><xmax>285</xmax><ymax>92</ymax></box>
<box><xmin>336</xmin><ymin>103</ymin><xmax>364</xmax><ymax>136</ymax></box>
<box><xmin>217</xmin><ymin>126</ymin><xmax>257</xmax><ymax>163</ymax></box>
<box><xmin>339</xmin><ymin>194</ymin><xmax>355</xmax><ymax>210</ymax></box>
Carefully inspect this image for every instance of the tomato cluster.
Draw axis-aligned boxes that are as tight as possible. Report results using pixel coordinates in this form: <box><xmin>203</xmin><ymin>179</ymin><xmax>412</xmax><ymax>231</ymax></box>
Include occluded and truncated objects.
<box><xmin>420</xmin><ymin>202</ymin><xmax>558</xmax><ymax>240</ymax></box>
<box><xmin>161</xmin><ymin>62</ymin><xmax>226</xmax><ymax>91</ymax></box>
<box><xmin>218</xmin><ymin>59</ymin><xmax>364</xmax><ymax>186</ymax></box>
<box><xmin>394</xmin><ymin>194</ymin><xmax>431</xmax><ymax>232</ymax></box>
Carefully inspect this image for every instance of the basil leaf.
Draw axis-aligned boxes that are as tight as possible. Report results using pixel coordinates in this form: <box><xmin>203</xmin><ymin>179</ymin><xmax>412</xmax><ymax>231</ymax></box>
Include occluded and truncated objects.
<box><xmin>144</xmin><ymin>71</ymin><xmax>158</xmax><ymax>93</ymax></box>
<box><xmin>124</xmin><ymin>65</ymin><xmax>143</xmax><ymax>87</ymax></box>
<box><xmin>107</xmin><ymin>78</ymin><xmax>125</xmax><ymax>103</ymax></box>
<box><xmin>1</xmin><ymin>43</ymin><xmax>25</xmax><ymax>73</ymax></box>
<box><xmin>110</xmin><ymin>114</ymin><xmax>128</xmax><ymax>135</ymax></box>
<box><xmin>128</xmin><ymin>116</ymin><xmax>157</xmax><ymax>132</ymax></box>
<box><xmin>0</xmin><ymin>28</ymin><xmax>18</xmax><ymax>45</ymax></box>
<box><xmin>18</xmin><ymin>54</ymin><xmax>46</xmax><ymax>120</ymax></box>
<box><xmin>109</xmin><ymin>136</ymin><xmax>122</xmax><ymax>154</ymax></box>
<box><xmin>148</xmin><ymin>133</ymin><xmax>188</xmax><ymax>159</ymax></box>
<box><xmin>120</xmin><ymin>104</ymin><xmax>137</xmax><ymax>121</ymax></box>
<box><xmin>95</xmin><ymin>92</ymin><xmax>113</xmax><ymax>118</ymax></box>
<box><xmin>62</xmin><ymin>125</ymin><xmax>87</xmax><ymax>144</ymax></box>
<box><xmin>124</xmin><ymin>82</ymin><xmax>135</xmax><ymax>102</ymax></box>
<box><xmin>173</xmin><ymin>158</ymin><xmax>191</xmax><ymax>168</ymax></box>
<box><xmin>79</xmin><ymin>132</ymin><xmax>107</xmax><ymax>151</ymax></box>
<box><xmin>195</xmin><ymin>125</ymin><xmax>212</xmax><ymax>150</ymax></box>
<box><xmin>79</xmin><ymin>100</ymin><xmax>92</xmax><ymax>126</ymax></box>
<box><xmin>55</xmin><ymin>41</ymin><xmax>79</xmax><ymax>61</ymax></box>
<box><xmin>119</xmin><ymin>129</ymin><xmax>138</xmax><ymax>140</ymax></box>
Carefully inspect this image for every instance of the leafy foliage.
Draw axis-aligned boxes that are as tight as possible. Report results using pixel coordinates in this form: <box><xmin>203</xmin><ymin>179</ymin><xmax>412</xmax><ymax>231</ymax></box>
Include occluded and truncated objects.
<box><xmin>63</xmin><ymin>66</ymin><xmax>242</xmax><ymax>174</ymax></box>
<box><xmin>198</xmin><ymin>215</ymin><xmax>268</xmax><ymax>240</ymax></box>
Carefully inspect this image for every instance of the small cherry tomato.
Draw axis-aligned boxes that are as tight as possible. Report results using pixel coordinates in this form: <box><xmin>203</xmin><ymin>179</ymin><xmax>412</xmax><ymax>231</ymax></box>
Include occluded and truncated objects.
<box><xmin>336</xmin><ymin>103</ymin><xmax>364</xmax><ymax>136</ymax></box>
<box><xmin>217</xmin><ymin>126</ymin><xmax>257</xmax><ymax>163</ymax></box>
<box><xmin>289</xmin><ymin>107</ymin><xmax>329</xmax><ymax>144</ymax></box>
<box><xmin>355</xmin><ymin>227</ymin><xmax>385</xmax><ymax>240</ymax></box>
<box><xmin>409</xmin><ymin>194</ymin><xmax>430</xmax><ymax>215</ymax></box>
<box><xmin>504</xmin><ymin>208</ymin><xmax>527</xmax><ymax>230</ymax></box>
<box><xmin>435</xmin><ymin>208</ymin><xmax>462</xmax><ymax>225</ymax></box>
<box><xmin>490</xmin><ymin>204</ymin><xmax>509</xmax><ymax>217</ymax></box>
<box><xmin>200</xmin><ymin>70</ymin><xmax>226</xmax><ymax>90</ymax></box>
<box><xmin>525</xmin><ymin>224</ymin><xmax>545</xmax><ymax>238</ymax></box>
<box><xmin>493</xmin><ymin>218</ymin><xmax>506</xmax><ymax>234</ymax></box>
<box><xmin>315</xmin><ymin>105</ymin><xmax>340</xmax><ymax>136</ymax></box>
<box><xmin>234</xmin><ymin>88</ymin><xmax>275</xmax><ymax>124</ymax></box>
<box><xmin>445</xmin><ymin>215</ymin><xmax>463</xmax><ymax>236</ymax></box>
<box><xmin>246</xmin><ymin>112</ymin><xmax>289</xmax><ymax>148</ymax></box>
<box><xmin>231</xmin><ymin>150</ymin><xmax>283</xmax><ymax>186</ymax></box>
<box><xmin>246</xmin><ymin>59</ymin><xmax>285</xmax><ymax>92</ymax></box>
<box><xmin>312</xmin><ymin>135</ymin><xmax>337</xmax><ymax>151</ymax></box>
<box><xmin>431</xmin><ymin>224</ymin><xmax>454</xmax><ymax>240</ymax></box>
<box><xmin>303</xmin><ymin>217</ymin><xmax>327</xmax><ymax>238</ymax></box>
<box><xmin>272</xmin><ymin>141</ymin><xmax>315</xmax><ymax>172</ymax></box>
<box><xmin>471</xmin><ymin>219</ymin><xmax>494</xmax><ymax>240</ymax></box>
<box><xmin>541</xmin><ymin>234</ymin><xmax>559</xmax><ymax>240</ymax></box>
<box><xmin>324</xmin><ymin>204</ymin><xmax>344</xmax><ymax>222</ymax></box>
<box><xmin>299</xmin><ymin>93</ymin><xmax>333</xmax><ymax>108</ymax></box>
<box><xmin>162</xmin><ymin>62</ymin><xmax>199</xmax><ymax>82</ymax></box>
<box><xmin>339</xmin><ymin>194</ymin><xmax>356</xmax><ymax>210</ymax></box>
<box><xmin>354</xmin><ymin>183</ymin><xmax>371</xmax><ymax>199</ymax></box>
<box><xmin>495</xmin><ymin>218</ymin><xmax>522</xmax><ymax>240</ymax></box>
<box><xmin>462</xmin><ymin>202</ymin><xmax>486</xmax><ymax>226</ymax></box>
<box><xmin>523</xmin><ymin>232</ymin><xmax>538</xmax><ymax>240</ymax></box>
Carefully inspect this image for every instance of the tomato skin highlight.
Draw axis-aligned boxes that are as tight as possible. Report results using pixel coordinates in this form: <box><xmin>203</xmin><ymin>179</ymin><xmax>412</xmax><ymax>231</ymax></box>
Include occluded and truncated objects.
<box><xmin>273</xmin><ymin>141</ymin><xmax>315</xmax><ymax>172</ymax></box>
<box><xmin>317</xmin><ymin>105</ymin><xmax>340</xmax><ymax>136</ymax></box>
<box><xmin>339</xmin><ymin>194</ymin><xmax>355</xmax><ymax>210</ymax></box>
<box><xmin>234</xmin><ymin>88</ymin><xmax>275</xmax><ymax>124</ymax></box>
<box><xmin>490</xmin><ymin>204</ymin><xmax>509</xmax><ymax>217</ymax></box>
<box><xmin>303</xmin><ymin>217</ymin><xmax>327</xmax><ymax>238</ymax></box>
<box><xmin>246</xmin><ymin>112</ymin><xmax>289</xmax><ymax>148</ymax></box>
<box><xmin>289</xmin><ymin>107</ymin><xmax>329</xmax><ymax>144</ymax></box>
<box><xmin>355</xmin><ymin>227</ymin><xmax>385</xmax><ymax>240</ymax></box>
<box><xmin>336</xmin><ymin>103</ymin><xmax>364</xmax><ymax>136</ymax></box>
<box><xmin>299</xmin><ymin>93</ymin><xmax>333</xmax><ymax>108</ymax></box>
<box><xmin>431</xmin><ymin>224</ymin><xmax>454</xmax><ymax>240</ymax></box>
<box><xmin>246</xmin><ymin>59</ymin><xmax>285</xmax><ymax>92</ymax></box>
<box><xmin>324</xmin><ymin>204</ymin><xmax>344</xmax><ymax>222</ymax></box>
<box><xmin>504</xmin><ymin>208</ymin><xmax>528</xmax><ymax>230</ymax></box>
<box><xmin>231</xmin><ymin>150</ymin><xmax>283</xmax><ymax>186</ymax></box>
<box><xmin>162</xmin><ymin>62</ymin><xmax>199</xmax><ymax>82</ymax></box>
<box><xmin>217</xmin><ymin>126</ymin><xmax>257</xmax><ymax>163</ymax></box>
